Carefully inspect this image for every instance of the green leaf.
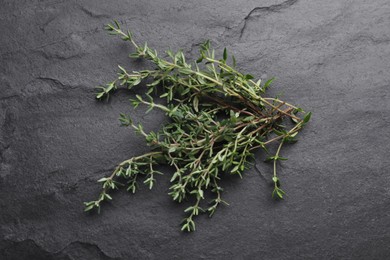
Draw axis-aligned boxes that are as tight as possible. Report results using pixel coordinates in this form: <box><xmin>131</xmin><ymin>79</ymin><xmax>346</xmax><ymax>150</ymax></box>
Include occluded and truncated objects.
<box><xmin>193</xmin><ymin>96</ymin><xmax>199</xmax><ymax>112</ymax></box>
<box><xmin>85</xmin><ymin>205</ymin><xmax>95</xmax><ymax>212</ymax></box>
<box><xmin>147</xmin><ymin>79</ymin><xmax>161</xmax><ymax>87</ymax></box>
<box><xmin>263</xmin><ymin>77</ymin><xmax>274</xmax><ymax>90</ymax></box>
<box><xmin>198</xmin><ymin>189</ymin><xmax>204</xmax><ymax>199</ymax></box>
<box><xmin>170</xmin><ymin>172</ymin><xmax>180</xmax><ymax>182</ymax></box>
<box><xmin>181</xmin><ymin>223</ymin><xmax>188</xmax><ymax>231</ymax></box>
<box><xmin>131</xmin><ymin>78</ymin><xmax>141</xmax><ymax>87</ymax></box>
<box><xmin>118</xmin><ymin>65</ymin><xmax>126</xmax><ymax>74</ymax></box>
<box><xmin>245</xmin><ymin>74</ymin><xmax>254</xmax><ymax>80</ymax></box>
<box><xmin>179</xmin><ymin>68</ymin><xmax>193</xmax><ymax>75</ymax></box>
<box><xmin>273</xmin><ymin>129</ymin><xmax>285</xmax><ymax>136</ymax></box>
<box><xmin>200</xmin><ymin>40</ymin><xmax>210</xmax><ymax>51</ymax></box>
<box><xmin>231</xmin><ymin>165</ymin><xmax>239</xmax><ymax>173</ymax></box>
<box><xmin>129</xmin><ymin>53</ymin><xmax>139</xmax><ymax>59</ymax></box>
<box><xmin>96</xmin><ymin>91</ymin><xmax>105</xmax><ymax>99</ymax></box>
<box><xmin>184</xmin><ymin>206</ymin><xmax>194</xmax><ymax>213</ymax></box>
<box><xmin>98</xmin><ymin>178</ymin><xmax>108</xmax><ymax>183</ymax></box>
<box><xmin>114</xmin><ymin>20</ymin><xmax>120</xmax><ymax>29</ymax></box>
<box><xmin>303</xmin><ymin>112</ymin><xmax>312</xmax><ymax>123</ymax></box>
<box><xmin>293</xmin><ymin>107</ymin><xmax>304</xmax><ymax>113</ymax></box>
<box><xmin>135</xmin><ymin>94</ymin><xmax>142</xmax><ymax>101</ymax></box>
<box><xmin>256</xmin><ymin>79</ymin><xmax>261</xmax><ymax>87</ymax></box>
<box><xmin>196</xmin><ymin>56</ymin><xmax>203</xmax><ymax>63</ymax></box>
<box><xmin>223</xmin><ymin>48</ymin><xmax>227</xmax><ymax>61</ymax></box>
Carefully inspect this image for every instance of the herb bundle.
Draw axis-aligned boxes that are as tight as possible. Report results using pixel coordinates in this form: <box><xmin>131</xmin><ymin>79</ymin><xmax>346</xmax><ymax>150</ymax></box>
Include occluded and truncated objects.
<box><xmin>85</xmin><ymin>21</ymin><xmax>311</xmax><ymax>232</ymax></box>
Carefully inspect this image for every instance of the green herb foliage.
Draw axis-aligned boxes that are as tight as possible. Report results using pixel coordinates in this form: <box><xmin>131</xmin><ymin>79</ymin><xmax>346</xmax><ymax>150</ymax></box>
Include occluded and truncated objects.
<box><xmin>85</xmin><ymin>21</ymin><xmax>311</xmax><ymax>232</ymax></box>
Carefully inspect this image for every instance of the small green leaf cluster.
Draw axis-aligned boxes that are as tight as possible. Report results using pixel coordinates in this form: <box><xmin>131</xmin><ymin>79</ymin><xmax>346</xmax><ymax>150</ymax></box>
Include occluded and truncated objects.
<box><xmin>85</xmin><ymin>21</ymin><xmax>311</xmax><ymax>232</ymax></box>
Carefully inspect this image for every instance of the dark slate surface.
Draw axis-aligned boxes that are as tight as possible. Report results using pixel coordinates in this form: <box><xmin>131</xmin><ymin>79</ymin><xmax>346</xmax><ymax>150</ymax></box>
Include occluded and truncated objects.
<box><xmin>1</xmin><ymin>0</ymin><xmax>389</xmax><ymax>259</ymax></box>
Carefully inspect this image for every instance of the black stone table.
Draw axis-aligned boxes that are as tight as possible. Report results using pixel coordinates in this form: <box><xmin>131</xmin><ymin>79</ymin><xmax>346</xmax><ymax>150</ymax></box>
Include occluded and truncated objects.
<box><xmin>1</xmin><ymin>0</ymin><xmax>389</xmax><ymax>259</ymax></box>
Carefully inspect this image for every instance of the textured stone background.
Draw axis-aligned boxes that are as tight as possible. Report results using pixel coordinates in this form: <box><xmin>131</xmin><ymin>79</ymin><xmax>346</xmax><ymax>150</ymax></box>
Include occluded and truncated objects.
<box><xmin>1</xmin><ymin>0</ymin><xmax>389</xmax><ymax>259</ymax></box>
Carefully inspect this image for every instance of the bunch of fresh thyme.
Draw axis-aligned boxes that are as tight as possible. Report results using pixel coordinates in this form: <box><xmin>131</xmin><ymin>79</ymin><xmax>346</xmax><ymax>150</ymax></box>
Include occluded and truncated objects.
<box><xmin>85</xmin><ymin>21</ymin><xmax>311</xmax><ymax>232</ymax></box>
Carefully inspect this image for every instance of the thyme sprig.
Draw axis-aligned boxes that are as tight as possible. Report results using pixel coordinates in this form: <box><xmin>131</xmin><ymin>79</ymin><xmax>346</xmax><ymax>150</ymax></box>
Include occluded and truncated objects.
<box><xmin>85</xmin><ymin>21</ymin><xmax>311</xmax><ymax>232</ymax></box>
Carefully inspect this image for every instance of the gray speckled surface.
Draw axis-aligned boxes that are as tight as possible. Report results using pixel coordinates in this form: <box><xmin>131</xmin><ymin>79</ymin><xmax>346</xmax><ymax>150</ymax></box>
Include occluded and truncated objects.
<box><xmin>1</xmin><ymin>0</ymin><xmax>389</xmax><ymax>259</ymax></box>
